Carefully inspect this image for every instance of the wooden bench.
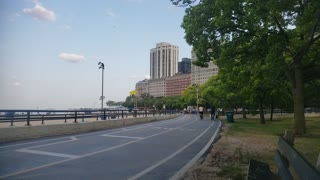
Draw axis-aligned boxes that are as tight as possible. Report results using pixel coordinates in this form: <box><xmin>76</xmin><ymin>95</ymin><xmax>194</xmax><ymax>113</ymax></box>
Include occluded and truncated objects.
<box><xmin>275</xmin><ymin>131</ymin><xmax>320</xmax><ymax>180</ymax></box>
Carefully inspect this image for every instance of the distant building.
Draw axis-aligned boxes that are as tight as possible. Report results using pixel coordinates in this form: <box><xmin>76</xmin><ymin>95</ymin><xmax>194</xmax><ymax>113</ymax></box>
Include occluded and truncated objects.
<box><xmin>135</xmin><ymin>79</ymin><xmax>149</xmax><ymax>98</ymax></box>
<box><xmin>166</xmin><ymin>73</ymin><xmax>191</xmax><ymax>97</ymax></box>
<box><xmin>148</xmin><ymin>78</ymin><xmax>166</xmax><ymax>97</ymax></box>
<box><xmin>150</xmin><ymin>42</ymin><xmax>179</xmax><ymax>80</ymax></box>
<box><xmin>178</xmin><ymin>58</ymin><xmax>191</xmax><ymax>74</ymax></box>
<box><xmin>191</xmin><ymin>49</ymin><xmax>219</xmax><ymax>85</ymax></box>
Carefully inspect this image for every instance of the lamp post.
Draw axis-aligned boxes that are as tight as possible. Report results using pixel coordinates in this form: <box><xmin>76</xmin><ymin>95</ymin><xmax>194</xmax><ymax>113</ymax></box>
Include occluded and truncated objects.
<box><xmin>98</xmin><ymin>62</ymin><xmax>105</xmax><ymax>110</ymax></box>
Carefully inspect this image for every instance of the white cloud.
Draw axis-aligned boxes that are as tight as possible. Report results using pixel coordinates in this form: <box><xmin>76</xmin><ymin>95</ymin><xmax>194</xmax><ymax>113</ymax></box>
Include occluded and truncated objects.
<box><xmin>107</xmin><ymin>10</ymin><xmax>115</xmax><ymax>17</ymax></box>
<box><xmin>59</xmin><ymin>53</ymin><xmax>85</xmax><ymax>63</ymax></box>
<box><xmin>13</xmin><ymin>82</ymin><xmax>22</xmax><ymax>86</ymax></box>
<box><xmin>23</xmin><ymin>1</ymin><xmax>56</xmax><ymax>22</ymax></box>
<box><xmin>8</xmin><ymin>13</ymin><xmax>20</xmax><ymax>22</ymax></box>
<box><xmin>11</xmin><ymin>76</ymin><xmax>23</xmax><ymax>87</ymax></box>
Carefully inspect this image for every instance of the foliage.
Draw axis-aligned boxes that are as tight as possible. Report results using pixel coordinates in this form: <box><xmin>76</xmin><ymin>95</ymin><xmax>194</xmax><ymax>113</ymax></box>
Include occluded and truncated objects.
<box><xmin>171</xmin><ymin>0</ymin><xmax>320</xmax><ymax>134</ymax></box>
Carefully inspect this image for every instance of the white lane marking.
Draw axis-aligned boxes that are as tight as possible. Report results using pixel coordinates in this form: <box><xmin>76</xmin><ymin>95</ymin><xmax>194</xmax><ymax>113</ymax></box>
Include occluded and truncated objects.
<box><xmin>0</xmin><ymin>115</ymin><xmax>186</xmax><ymax>149</ymax></box>
<box><xmin>70</xmin><ymin>136</ymin><xmax>78</xmax><ymax>141</ymax></box>
<box><xmin>151</xmin><ymin>127</ymin><xmax>174</xmax><ymax>130</ymax></box>
<box><xmin>178</xmin><ymin>128</ymin><xmax>196</xmax><ymax>131</ymax></box>
<box><xmin>169</xmin><ymin>120</ymin><xmax>222</xmax><ymax>180</ymax></box>
<box><xmin>0</xmin><ymin>137</ymin><xmax>70</xmax><ymax>149</ymax></box>
<box><xmin>16</xmin><ymin>149</ymin><xmax>79</xmax><ymax>159</ymax></box>
<box><xmin>15</xmin><ymin>136</ymin><xmax>79</xmax><ymax>150</ymax></box>
<box><xmin>101</xmin><ymin>134</ymin><xmax>144</xmax><ymax>140</ymax></box>
<box><xmin>0</xmin><ymin>120</ymin><xmax>197</xmax><ymax>179</ymax></box>
<box><xmin>128</xmin><ymin>121</ymin><xmax>216</xmax><ymax>180</ymax></box>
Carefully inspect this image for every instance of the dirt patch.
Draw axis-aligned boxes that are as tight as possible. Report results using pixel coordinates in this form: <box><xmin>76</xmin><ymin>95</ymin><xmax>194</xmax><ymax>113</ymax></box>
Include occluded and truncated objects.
<box><xmin>182</xmin><ymin>125</ymin><xmax>277</xmax><ymax>180</ymax></box>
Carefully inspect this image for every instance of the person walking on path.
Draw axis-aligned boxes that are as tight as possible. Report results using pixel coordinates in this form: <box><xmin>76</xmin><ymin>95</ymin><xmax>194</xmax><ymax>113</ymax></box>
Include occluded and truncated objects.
<box><xmin>210</xmin><ymin>105</ymin><xmax>215</xmax><ymax>120</ymax></box>
<box><xmin>198</xmin><ymin>106</ymin><xmax>204</xmax><ymax>120</ymax></box>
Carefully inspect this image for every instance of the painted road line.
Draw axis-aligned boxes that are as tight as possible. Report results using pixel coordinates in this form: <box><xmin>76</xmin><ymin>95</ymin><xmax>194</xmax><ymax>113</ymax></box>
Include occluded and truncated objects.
<box><xmin>14</xmin><ymin>136</ymin><xmax>79</xmax><ymax>151</ymax></box>
<box><xmin>169</xmin><ymin>120</ymin><xmax>222</xmax><ymax>180</ymax></box>
<box><xmin>0</xmin><ymin>115</ymin><xmax>185</xmax><ymax>149</ymax></box>
<box><xmin>101</xmin><ymin>134</ymin><xmax>144</xmax><ymax>140</ymax></box>
<box><xmin>16</xmin><ymin>149</ymin><xmax>79</xmax><ymax>159</ymax></box>
<box><xmin>0</xmin><ymin>120</ymin><xmax>198</xmax><ymax>179</ymax></box>
<box><xmin>128</xmin><ymin>121</ymin><xmax>216</xmax><ymax>180</ymax></box>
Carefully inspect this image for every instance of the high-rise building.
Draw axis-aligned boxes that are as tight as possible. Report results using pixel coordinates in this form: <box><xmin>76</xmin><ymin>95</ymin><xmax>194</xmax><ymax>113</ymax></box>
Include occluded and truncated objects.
<box><xmin>191</xmin><ymin>49</ymin><xmax>219</xmax><ymax>85</ymax></box>
<box><xmin>166</xmin><ymin>73</ymin><xmax>191</xmax><ymax>97</ymax></box>
<box><xmin>178</xmin><ymin>58</ymin><xmax>191</xmax><ymax>74</ymax></box>
<box><xmin>150</xmin><ymin>42</ymin><xmax>179</xmax><ymax>80</ymax></box>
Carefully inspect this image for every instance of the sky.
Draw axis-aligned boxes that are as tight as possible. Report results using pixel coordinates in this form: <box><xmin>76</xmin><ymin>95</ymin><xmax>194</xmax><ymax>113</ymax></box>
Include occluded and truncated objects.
<box><xmin>0</xmin><ymin>0</ymin><xmax>191</xmax><ymax>110</ymax></box>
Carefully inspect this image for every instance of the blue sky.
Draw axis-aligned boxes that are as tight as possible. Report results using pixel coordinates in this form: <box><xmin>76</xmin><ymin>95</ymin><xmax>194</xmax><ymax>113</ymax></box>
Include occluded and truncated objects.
<box><xmin>0</xmin><ymin>0</ymin><xmax>191</xmax><ymax>109</ymax></box>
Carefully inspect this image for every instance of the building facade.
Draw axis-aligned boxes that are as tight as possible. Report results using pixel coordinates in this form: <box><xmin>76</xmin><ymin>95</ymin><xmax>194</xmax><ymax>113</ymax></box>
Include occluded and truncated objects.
<box><xmin>166</xmin><ymin>73</ymin><xmax>191</xmax><ymax>97</ymax></box>
<box><xmin>135</xmin><ymin>79</ymin><xmax>149</xmax><ymax>98</ymax></box>
<box><xmin>178</xmin><ymin>58</ymin><xmax>191</xmax><ymax>74</ymax></box>
<box><xmin>148</xmin><ymin>78</ymin><xmax>166</xmax><ymax>97</ymax></box>
<box><xmin>150</xmin><ymin>42</ymin><xmax>179</xmax><ymax>80</ymax></box>
<box><xmin>191</xmin><ymin>50</ymin><xmax>219</xmax><ymax>85</ymax></box>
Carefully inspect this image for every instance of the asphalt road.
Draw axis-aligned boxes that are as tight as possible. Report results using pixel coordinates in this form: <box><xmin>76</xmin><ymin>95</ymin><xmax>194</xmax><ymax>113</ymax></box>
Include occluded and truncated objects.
<box><xmin>0</xmin><ymin>114</ymin><xmax>221</xmax><ymax>180</ymax></box>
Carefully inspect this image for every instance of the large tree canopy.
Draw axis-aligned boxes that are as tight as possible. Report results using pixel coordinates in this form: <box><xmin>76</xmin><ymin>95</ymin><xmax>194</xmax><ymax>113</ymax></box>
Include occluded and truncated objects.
<box><xmin>172</xmin><ymin>0</ymin><xmax>320</xmax><ymax>134</ymax></box>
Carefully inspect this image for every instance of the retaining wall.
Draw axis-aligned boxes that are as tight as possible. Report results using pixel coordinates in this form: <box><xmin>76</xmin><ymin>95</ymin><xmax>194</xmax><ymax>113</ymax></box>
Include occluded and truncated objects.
<box><xmin>0</xmin><ymin>114</ymin><xmax>180</xmax><ymax>142</ymax></box>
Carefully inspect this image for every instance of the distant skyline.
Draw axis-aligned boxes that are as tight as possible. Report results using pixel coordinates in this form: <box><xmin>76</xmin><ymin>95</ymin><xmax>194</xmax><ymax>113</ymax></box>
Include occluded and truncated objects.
<box><xmin>0</xmin><ymin>0</ymin><xmax>191</xmax><ymax>109</ymax></box>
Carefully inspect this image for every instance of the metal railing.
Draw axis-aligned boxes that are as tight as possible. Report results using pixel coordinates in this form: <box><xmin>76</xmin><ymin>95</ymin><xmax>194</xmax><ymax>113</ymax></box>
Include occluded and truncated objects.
<box><xmin>0</xmin><ymin>109</ymin><xmax>179</xmax><ymax>127</ymax></box>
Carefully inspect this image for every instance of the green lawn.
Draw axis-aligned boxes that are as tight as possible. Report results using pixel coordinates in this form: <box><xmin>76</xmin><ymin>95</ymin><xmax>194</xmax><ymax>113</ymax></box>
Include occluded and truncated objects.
<box><xmin>223</xmin><ymin>117</ymin><xmax>320</xmax><ymax>167</ymax></box>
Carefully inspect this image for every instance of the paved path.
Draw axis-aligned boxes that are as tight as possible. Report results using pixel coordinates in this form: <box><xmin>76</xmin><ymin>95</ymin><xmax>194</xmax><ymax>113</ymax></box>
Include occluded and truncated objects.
<box><xmin>0</xmin><ymin>114</ymin><xmax>221</xmax><ymax>180</ymax></box>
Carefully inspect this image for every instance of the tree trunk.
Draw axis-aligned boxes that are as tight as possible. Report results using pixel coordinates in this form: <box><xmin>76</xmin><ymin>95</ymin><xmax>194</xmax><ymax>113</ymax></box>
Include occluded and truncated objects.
<box><xmin>270</xmin><ymin>97</ymin><xmax>274</xmax><ymax>121</ymax></box>
<box><xmin>242</xmin><ymin>105</ymin><xmax>247</xmax><ymax>119</ymax></box>
<box><xmin>259</xmin><ymin>98</ymin><xmax>265</xmax><ymax>124</ymax></box>
<box><xmin>242</xmin><ymin>107</ymin><xmax>247</xmax><ymax>119</ymax></box>
<box><xmin>292</xmin><ymin>62</ymin><xmax>306</xmax><ymax>134</ymax></box>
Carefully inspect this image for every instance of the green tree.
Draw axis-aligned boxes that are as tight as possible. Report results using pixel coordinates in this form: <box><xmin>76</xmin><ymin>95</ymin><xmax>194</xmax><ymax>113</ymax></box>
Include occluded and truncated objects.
<box><xmin>172</xmin><ymin>0</ymin><xmax>320</xmax><ymax>134</ymax></box>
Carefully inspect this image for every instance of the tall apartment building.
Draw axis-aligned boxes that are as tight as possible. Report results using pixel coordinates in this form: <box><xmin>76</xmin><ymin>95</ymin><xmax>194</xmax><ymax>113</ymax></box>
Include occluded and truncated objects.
<box><xmin>178</xmin><ymin>58</ymin><xmax>191</xmax><ymax>74</ymax></box>
<box><xmin>166</xmin><ymin>73</ymin><xmax>191</xmax><ymax>97</ymax></box>
<box><xmin>191</xmin><ymin>50</ymin><xmax>219</xmax><ymax>85</ymax></box>
<box><xmin>150</xmin><ymin>42</ymin><xmax>179</xmax><ymax>80</ymax></box>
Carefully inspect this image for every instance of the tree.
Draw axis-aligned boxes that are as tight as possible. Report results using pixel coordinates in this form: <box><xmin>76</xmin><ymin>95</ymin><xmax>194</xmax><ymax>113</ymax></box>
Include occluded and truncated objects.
<box><xmin>172</xmin><ymin>0</ymin><xmax>320</xmax><ymax>134</ymax></box>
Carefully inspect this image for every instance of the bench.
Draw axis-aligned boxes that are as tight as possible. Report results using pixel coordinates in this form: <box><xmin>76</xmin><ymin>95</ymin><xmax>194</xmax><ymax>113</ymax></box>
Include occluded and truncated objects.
<box><xmin>275</xmin><ymin>130</ymin><xmax>320</xmax><ymax>180</ymax></box>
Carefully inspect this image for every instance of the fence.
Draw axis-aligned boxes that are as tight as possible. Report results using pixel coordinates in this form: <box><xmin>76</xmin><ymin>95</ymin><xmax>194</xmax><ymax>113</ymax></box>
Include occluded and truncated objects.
<box><xmin>0</xmin><ymin>109</ymin><xmax>179</xmax><ymax>127</ymax></box>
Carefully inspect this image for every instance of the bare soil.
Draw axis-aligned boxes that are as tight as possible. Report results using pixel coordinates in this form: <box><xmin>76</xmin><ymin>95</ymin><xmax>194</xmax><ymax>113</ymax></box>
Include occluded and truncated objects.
<box><xmin>182</xmin><ymin>125</ymin><xmax>277</xmax><ymax>180</ymax></box>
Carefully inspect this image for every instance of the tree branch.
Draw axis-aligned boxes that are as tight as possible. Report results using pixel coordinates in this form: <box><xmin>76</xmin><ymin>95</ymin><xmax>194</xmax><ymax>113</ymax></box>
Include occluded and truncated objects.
<box><xmin>273</xmin><ymin>16</ymin><xmax>289</xmax><ymax>43</ymax></box>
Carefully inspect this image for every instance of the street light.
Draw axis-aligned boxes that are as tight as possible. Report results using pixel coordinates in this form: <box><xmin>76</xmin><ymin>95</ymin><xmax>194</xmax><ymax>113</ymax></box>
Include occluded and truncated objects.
<box><xmin>98</xmin><ymin>62</ymin><xmax>105</xmax><ymax>110</ymax></box>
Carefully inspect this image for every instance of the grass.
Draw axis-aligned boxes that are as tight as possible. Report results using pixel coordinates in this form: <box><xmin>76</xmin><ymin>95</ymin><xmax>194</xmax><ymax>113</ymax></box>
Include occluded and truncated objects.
<box><xmin>222</xmin><ymin>117</ymin><xmax>320</xmax><ymax>168</ymax></box>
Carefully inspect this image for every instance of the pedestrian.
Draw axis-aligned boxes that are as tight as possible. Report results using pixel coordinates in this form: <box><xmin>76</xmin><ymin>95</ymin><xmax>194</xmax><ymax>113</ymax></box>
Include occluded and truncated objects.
<box><xmin>198</xmin><ymin>106</ymin><xmax>204</xmax><ymax>119</ymax></box>
<box><xmin>210</xmin><ymin>105</ymin><xmax>215</xmax><ymax>120</ymax></box>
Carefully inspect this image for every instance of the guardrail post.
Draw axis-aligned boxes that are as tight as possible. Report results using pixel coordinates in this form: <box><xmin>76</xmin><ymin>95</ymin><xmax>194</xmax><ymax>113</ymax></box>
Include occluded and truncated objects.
<box><xmin>122</xmin><ymin>110</ymin><xmax>124</xmax><ymax>119</ymax></box>
<box><xmin>103</xmin><ymin>110</ymin><xmax>106</xmax><ymax>120</ymax></box>
<box><xmin>145</xmin><ymin>110</ymin><xmax>147</xmax><ymax>117</ymax></box>
<box><xmin>65</xmin><ymin>115</ymin><xmax>67</xmax><ymax>123</ymax></box>
<box><xmin>11</xmin><ymin>117</ymin><xmax>13</xmax><ymax>126</ymax></box>
<box><xmin>26</xmin><ymin>111</ymin><xmax>31</xmax><ymax>126</ymax></box>
<box><xmin>96</xmin><ymin>114</ymin><xmax>98</xmax><ymax>120</ymax></box>
<box><xmin>74</xmin><ymin>111</ymin><xmax>78</xmax><ymax>123</ymax></box>
<box><xmin>153</xmin><ymin>110</ymin><xmax>155</xmax><ymax>116</ymax></box>
<box><xmin>82</xmin><ymin>114</ymin><xmax>84</xmax><ymax>122</ymax></box>
<box><xmin>42</xmin><ymin>115</ymin><xmax>44</xmax><ymax>124</ymax></box>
